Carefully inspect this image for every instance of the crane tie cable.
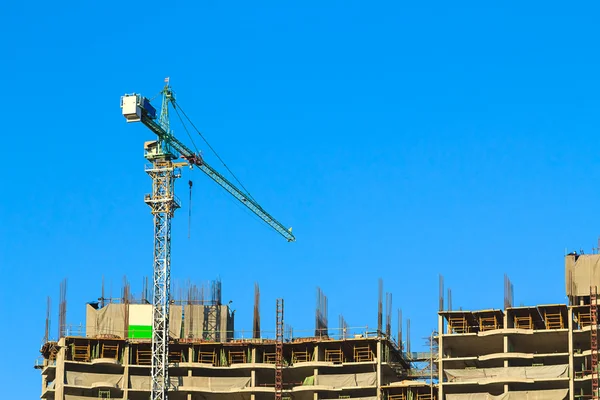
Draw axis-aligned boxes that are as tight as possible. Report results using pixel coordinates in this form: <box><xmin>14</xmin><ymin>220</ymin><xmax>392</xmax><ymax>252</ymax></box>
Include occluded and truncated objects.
<box><xmin>172</xmin><ymin>101</ymin><xmax>257</xmax><ymax>203</ymax></box>
<box><xmin>172</xmin><ymin>106</ymin><xmax>202</xmax><ymax>157</ymax></box>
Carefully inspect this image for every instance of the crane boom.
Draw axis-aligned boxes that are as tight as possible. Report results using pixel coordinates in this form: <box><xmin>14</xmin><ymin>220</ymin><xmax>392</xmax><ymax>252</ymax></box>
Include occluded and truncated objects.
<box><xmin>140</xmin><ymin>113</ymin><xmax>295</xmax><ymax>242</ymax></box>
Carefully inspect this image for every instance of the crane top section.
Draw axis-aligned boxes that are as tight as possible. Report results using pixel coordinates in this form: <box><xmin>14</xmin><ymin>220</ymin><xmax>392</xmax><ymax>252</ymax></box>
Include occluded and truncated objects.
<box><xmin>120</xmin><ymin>86</ymin><xmax>296</xmax><ymax>242</ymax></box>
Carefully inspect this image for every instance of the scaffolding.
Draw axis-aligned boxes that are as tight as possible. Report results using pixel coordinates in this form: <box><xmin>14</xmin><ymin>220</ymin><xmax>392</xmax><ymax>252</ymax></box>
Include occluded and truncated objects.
<box><xmin>544</xmin><ymin>310</ymin><xmax>564</xmax><ymax>329</ymax></box>
<box><xmin>479</xmin><ymin>315</ymin><xmax>499</xmax><ymax>331</ymax></box>
<box><xmin>197</xmin><ymin>351</ymin><xmax>217</xmax><ymax>365</ymax></box>
<box><xmin>72</xmin><ymin>342</ymin><xmax>91</xmax><ymax>362</ymax></box>
<box><xmin>168</xmin><ymin>348</ymin><xmax>183</xmax><ymax>363</ymax></box>
<box><xmin>514</xmin><ymin>314</ymin><xmax>533</xmax><ymax>329</ymax></box>
<box><xmin>592</xmin><ymin>286</ymin><xmax>598</xmax><ymax>400</ymax></box>
<box><xmin>136</xmin><ymin>346</ymin><xmax>152</xmax><ymax>365</ymax></box>
<box><xmin>100</xmin><ymin>342</ymin><xmax>119</xmax><ymax>359</ymax></box>
<box><xmin>354</xmin><ymin>345</ymin><xmax>374</xmax><ymax>362</ymax></box>
<box><xmin>447</xmin><ymin>315</ymin><xmax>469</xmax><ymax>333</ymax></box>
<box><xmin>228</xmin><ymin>350</ymin><xmax>246</xmax><ymax>364</ymax></box>
<box><xmin>292</xmin><ymin>349</ymin><xmax>311</xmax><ymax>363</ymax></box>
<box><xmin>275</xmin><ymin>299</ymin><xmax>284</xmax><ymax>400</ymax></box>
<box><xmin>325</xmin><ymin>348</ymin><xmax>343</xmax><ymax>363</ymax></box>
<box><xmin>579</xmin><ymin>309</ymin><xmax>593</xmax><ymax>328</ymax></box>
<box><xmin>263</xmin><ymin>352</ymin><xmax>276</xmax><ymax>364</ymax></box>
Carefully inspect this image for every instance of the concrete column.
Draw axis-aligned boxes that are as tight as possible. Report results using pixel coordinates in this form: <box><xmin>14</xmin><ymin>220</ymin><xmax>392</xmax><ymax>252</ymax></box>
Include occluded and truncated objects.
<box><xmin>187</xmin><ymin>346</ymin><xmax>193</xmax><ymax>400</ymax></box>
<box><xmin>568</xmin><ymin>307</ymin><xmax>574</xmax><ymax>400</ymax></box>
<box><xmin>55</xmin><ymin>338</ymin><xmax>66</xmax><ymax>400</ymax></box>
<box><xmin>250</xmin><ymin>347</ymin><xmax>257</xmax><ymax>400</ymax></box>
<box><xmin>504</xmin><ymin>329</ymin><xmax>509</xmax><ymax>394</ymax></box>
<box><xmin>123</xmin><ymin>344</ymin><xmax>130</xmax><ymax>400</ymax></box>
<box><xmin>41</xmin><ymin>368</ymin><xmax>47</xmax><ymax>396</ymax></box>
<box><xmin>314</xmin><ymin>367</ymin><xmax>319</xmax><ymax>400</ymax></box>
<box><xmin>438</xmin><ymin>314</ymin><xmax>444</xmax><ymax>400</ymax></box>
<box><xmin>377</xmin><ymin>339</ymin><xmax>382</xmax><ymax>400</ymax></box>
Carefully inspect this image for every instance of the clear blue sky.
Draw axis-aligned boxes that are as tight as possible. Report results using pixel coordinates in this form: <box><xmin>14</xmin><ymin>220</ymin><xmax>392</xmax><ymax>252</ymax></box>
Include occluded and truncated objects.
<box><xmin>1</xmin><ymin>1</ymin><xmax>600</xmax><ymax>396</ymax></box>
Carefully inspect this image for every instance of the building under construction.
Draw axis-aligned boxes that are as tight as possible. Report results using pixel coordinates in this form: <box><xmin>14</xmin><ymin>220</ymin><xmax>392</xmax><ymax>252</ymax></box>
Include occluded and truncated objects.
<box><xmin>36</xmin><ymin>280</ymin><xmax>433</xmax><ymax>400</ymax></box>
<box><xmin>35</xmin><ymin>251</ymin><xmax>600</xmax><ymax>400</ymax></box>
<box><xmin>435</xmin><ymin>252</ymin><xmax>600</xmax><ymax>400</ymax></box>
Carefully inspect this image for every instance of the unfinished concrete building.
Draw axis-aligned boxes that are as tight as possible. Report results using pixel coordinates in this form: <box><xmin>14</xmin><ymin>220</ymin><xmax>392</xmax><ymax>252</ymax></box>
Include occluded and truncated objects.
<box><xmin>42</xmin><ymin>248</ymin><xmax>600</xmax><ymax>400</ymax></box>
<box><xmin>435</xmin><ymin>252</ymin><xmax>600</xmax><ymax>400</ymax></box>
<box><xmin>38</xmin><ymin>334</ymin><xmax>419</xmax><ymax>400</ymax></box>
<box><xmin>36</xmin><ymin>282</ymin><xmax>429</xmax><ymax>400</ymax></box>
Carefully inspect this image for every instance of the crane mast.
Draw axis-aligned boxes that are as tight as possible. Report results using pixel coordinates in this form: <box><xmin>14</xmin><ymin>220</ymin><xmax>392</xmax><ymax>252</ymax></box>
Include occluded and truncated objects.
<box><xmin>121</xmin><ymin>81</ymin><xmax>295</xmax><ymax>400</ymax></box>
<box><xmin>144</xmin><ymin>84</ymin><xmax>181</xmax><ymax>400</ymax></box>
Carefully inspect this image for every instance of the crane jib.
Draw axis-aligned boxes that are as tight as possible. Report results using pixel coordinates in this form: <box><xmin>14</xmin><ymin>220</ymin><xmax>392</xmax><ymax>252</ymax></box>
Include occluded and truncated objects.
<box><xmin>140</xmin><ymin>114</ymin><xmax>295</xmax><ymax>242</ymax></box>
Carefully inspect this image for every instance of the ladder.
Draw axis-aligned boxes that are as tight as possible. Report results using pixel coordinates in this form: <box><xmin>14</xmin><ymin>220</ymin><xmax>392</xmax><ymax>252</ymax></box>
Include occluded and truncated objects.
<box><xmin>275</xmin><ymin>299</ymin><xmax>284</xmax><ymax>400</ymax></box>
<box><xmin>592</xmin><ymin>286</ymin><xmax>598</xmax><ymax>400</ymax></box>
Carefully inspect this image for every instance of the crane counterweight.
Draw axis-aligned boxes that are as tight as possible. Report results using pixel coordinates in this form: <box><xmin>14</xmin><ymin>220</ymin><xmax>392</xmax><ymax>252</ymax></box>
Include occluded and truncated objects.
<box><xmin>121</xmin><ymin>94</ymin><xmax>157</xmax><ymax>122</ymax></box>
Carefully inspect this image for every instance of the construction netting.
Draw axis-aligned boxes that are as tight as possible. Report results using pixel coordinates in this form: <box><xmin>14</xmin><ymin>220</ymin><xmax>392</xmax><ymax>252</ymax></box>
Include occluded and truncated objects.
<box><xmin>183</xmin><ymin>304</ymin><xmax>205</xmax><ymax>338</ymax></box>
<box><xmin>315</xmin><ymin>372</ymin><xmax>377</xmax><ymax>387</ymax></box>
<box><xmin>86</xmin><ymin>304</ymin><xmax>125</xmax><ymax>338</ymax></box>
<box><xmin>65</xmin><ymin>371</ymin><xmax>123</xmax><ymax>387</ymax></box>
<box><xmin>445</xmin><ymin>365</ymin><xmax>568</xmax><ymax>383</ymax></box>
<box><xmin>86</xmin><ymin>303</ymin><xmax>182</xmax><ymax>339</ymax></box>
<box><xmin>566</xmin><ymin>254</ymin><xmax>600</xmax><ymax>296</ymax></box>
<box><xmin>336</xmin><ymin>397</ymin><xmax>376</xmax><ymax>400</ymax></box>
<box><xmin>181</xmin><ymin>376</ymin><xmax>251</xmax><ymax>390</ymax></box>
<box><xmin>129</xmin><ymin>375</ymin><xmax>150</xmax><ymax>390</ymax></box>
<box><xmin>128</xmin><ymin>375</ymin><xmax>182</xmax><ymax>390</ymax></box>
<box><xmin>169</xmin><ymin>305</ymin><xmax>183</xmax><ymax>338</ymax></box>
<box><xmin>447</xmin><ymin>389</ymin><xmax>568</xmax><ymax>400</ymax></box>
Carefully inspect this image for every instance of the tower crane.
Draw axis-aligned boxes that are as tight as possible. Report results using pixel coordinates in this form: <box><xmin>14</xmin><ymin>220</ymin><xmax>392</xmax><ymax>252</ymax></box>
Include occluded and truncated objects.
<box><xmin>121</xmin><ymin>81</ymin><xmax>295</xmax><ymax>400</ymax></box>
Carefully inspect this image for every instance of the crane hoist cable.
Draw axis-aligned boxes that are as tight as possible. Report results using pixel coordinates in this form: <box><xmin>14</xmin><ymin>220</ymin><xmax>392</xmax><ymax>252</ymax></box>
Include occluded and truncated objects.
<box><xmin>188</xmin><ymin>180</ymin><xmax>193</xmax><ymax>239</ymax></box>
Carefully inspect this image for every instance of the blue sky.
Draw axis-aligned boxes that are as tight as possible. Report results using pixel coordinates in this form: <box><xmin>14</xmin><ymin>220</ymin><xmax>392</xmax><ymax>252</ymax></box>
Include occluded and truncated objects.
<box><xmin>1</xmin><ymin>1</ymin><xmax>600</xmax><ymax>396</ymax></box>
